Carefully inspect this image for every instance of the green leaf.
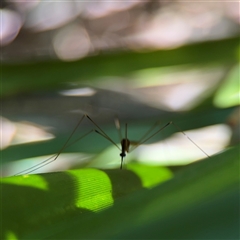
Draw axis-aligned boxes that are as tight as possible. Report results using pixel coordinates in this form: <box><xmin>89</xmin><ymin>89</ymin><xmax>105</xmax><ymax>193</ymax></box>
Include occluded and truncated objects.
<box><xmin>0</xmin><ymin>163</ymin><xmax>172</xmax><ymax>239</ymax></box>
<box><xmin>214</xmin><ymin>63</ymin><xmax>240</xmax><ymax>108</ymax></box>
<box><xmin>1</xmin><ymin>146</ymin><xmax>238</xmax><ymax>239</ymax></box>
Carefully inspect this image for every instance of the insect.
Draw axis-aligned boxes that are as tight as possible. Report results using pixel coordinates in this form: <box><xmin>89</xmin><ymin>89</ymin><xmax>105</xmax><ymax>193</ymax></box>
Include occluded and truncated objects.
<box><xmin>14</xmin><ymin>114</ymin><xmax>210</xmax><ymax>175</ymax></box>
<box><xmin>87</xmin><ymin>115</ymin><xmax>172</xmax><ymax>169</ymax></box>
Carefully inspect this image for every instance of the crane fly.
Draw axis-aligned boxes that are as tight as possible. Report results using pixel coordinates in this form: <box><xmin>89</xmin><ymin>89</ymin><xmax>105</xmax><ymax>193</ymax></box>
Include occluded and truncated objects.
<box><xmin>14</xmin><ymin>114</ymin><xmax>210</xmax><ymax>175</ymax></box>
<box><xmin>87</xmin><ymin>115</ymin><xmax>171</xmax><ymax>169</ymax></box>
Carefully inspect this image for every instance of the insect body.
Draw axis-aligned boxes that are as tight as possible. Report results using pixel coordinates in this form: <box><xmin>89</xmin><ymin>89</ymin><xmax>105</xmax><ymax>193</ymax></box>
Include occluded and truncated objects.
<box><xmin>86</xmin><ymin>115</ymin><xmax>132</xmax><ymax>169</ymax></box>
<box><xmin>120</xmin><ymin>138</ymin><xmax>130</xmax><ymax>169</ymax></box>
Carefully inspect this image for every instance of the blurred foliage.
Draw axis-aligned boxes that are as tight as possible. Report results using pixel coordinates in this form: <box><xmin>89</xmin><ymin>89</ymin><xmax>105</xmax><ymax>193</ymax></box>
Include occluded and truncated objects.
<box><xmin>1</xmin><ymin>36</ymin><xmax>239</xmax><ymax>97</ymax></box>
<box><xmin>1</xmin><ymin>33</ymin><xmax>240</xmax><ymax>239</ymax></box>
<box><xmin>214</xmin><ymin>63</ymin><xmax>240</xmax><ymax>108</ymax></box>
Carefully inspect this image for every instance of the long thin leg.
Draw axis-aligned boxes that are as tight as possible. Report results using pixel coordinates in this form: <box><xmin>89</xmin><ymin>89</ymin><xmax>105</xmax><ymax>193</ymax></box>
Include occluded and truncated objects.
<box><xmin>130</xmin><ymin>121</ymin><xmax>160</xmax><ymax>150</ymax></box>
<box><xmin>86</xmin><ymin>114</ymin><xmax>120</xmax><ymax>151</ymax></box>
<box><xmin>120</xmin><ymin>156</ymin><xmax>123</xmax><ymax>169</ymax></box>
<box><xmin>14</xmin><ymin>115</ymin><xmax>89</xmax><ymax>175</ymax></box>
<box><xmin>94</xmin><ymin>130</ymin><xmax>121</xmax><ymax>151</ymax></box>
<box><xmin>131</xmin><ymin>121</ymin><xmax>211</xmax><ymax>159</ymax></box>
<box><xmin>15</xmin><ymin>114</ymin><xmax>123</xmax><ymax>175</ymax></box>
<box><xmin>171</xmin><ymin>122</ymin><xmax>211</xmax><ymax>158</ymax></box>
<box><xmin>130</xmin><ymin>122</ymin><xmax>171</xmax><ymax>152</ymax></box>
<box><xmin>14</xmin><ymin>129</ymin><xmax>94</xmax><ymax>176</ymax></box>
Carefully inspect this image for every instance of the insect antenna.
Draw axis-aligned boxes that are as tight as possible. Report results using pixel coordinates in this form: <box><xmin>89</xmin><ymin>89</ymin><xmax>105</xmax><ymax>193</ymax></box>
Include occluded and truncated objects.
<box><xmin>114</xmin><ymin>116</ymin><xmax>123</xmax><ymax>142</ymax></box>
